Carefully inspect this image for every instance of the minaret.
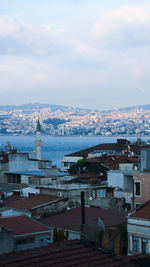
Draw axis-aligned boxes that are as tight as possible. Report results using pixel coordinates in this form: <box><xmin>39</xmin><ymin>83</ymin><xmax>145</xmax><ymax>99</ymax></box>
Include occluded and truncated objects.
<box><xmin>35</xmin><ymin>118</ymin><xmax>42</xmax><ymax>160</ymax></box>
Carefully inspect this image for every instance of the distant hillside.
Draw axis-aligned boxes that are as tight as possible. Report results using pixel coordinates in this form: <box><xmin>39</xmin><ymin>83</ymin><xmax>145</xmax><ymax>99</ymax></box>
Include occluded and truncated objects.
<box><xmin>118</xmin><ymin>104</ymin><xmax>150</xmax><ymax>112</ymax></box>
<box><xmin>0</xmin><ymin>103</ymin><xmax>150</xmax><ymax>113</ymax></box>
<box><xmin>101</xmin><ymin>104</ymin><xmax>150</xmax><ymax>113</ymax></box>
<box><xmin>0</xmin><ymin>103</ymin><xmax>91</xmax><ymax>113</ymax></box>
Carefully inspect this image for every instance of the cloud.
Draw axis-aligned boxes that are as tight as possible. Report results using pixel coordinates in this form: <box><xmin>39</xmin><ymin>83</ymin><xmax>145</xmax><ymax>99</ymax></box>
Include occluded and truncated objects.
<box><xmin>93</xmin><ymin>5</ymin><xmax>150</xmax><ymax>47</ymax></box>
<box><xmin>0</xmin><ymin>16</ymin><xmax>68</xmax><ymax>56</ymax></box>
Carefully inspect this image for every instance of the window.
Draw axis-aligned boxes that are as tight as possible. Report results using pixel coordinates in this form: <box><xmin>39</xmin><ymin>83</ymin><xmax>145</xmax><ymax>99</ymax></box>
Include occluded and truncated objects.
<box><xmin>97</xmin><ymin>189</ymin><xmax>106</xmax><ymax>198</ymax></box>
<box><xmin>135</xmin><ymin>182</ymin><xmax>141</xmax><ymax>196</ymax></box>
<box><xmin>133</xmin><ymin>237</ymin><xmax>139</xmax><ymax>253</ymax></box>
<box><xmin>142</xmin><ymin>239</ymin><xmax>148</xmax><ymax>254</ymax></box>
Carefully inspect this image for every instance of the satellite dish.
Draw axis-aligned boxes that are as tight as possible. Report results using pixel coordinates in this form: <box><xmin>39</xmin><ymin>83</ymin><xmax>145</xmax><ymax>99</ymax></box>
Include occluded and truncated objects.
<box><xmin>97</xmin><ymin>217</ymin><xmax>105</xmax><ymax>231</ymax></box>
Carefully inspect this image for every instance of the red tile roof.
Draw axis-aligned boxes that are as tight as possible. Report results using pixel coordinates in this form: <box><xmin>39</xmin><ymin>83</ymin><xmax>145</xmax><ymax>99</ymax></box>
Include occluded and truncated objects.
<box><xmin>87</xmin><ymin>155</ymin><xmax>139</xmax><ymax>170</ymax></box>
<box><xmin>130</xmin><ymin>200</ymin><xmax>150</xmax><ymax>220</ymax></box>
<box><xmin>0</xmin><ymin>240</ymin><xmax>136</xmax><ymax>267</ymax></box>
<box><xmin>39</xmin><ymin>207</ymin><xmax>127</xmax><ymax>232</ymax></box>
<box><xmin>5</xmin><ymin>195</ymin><xmax>62</xmax><ymax>211</ymax></box>
<box><xmin>0</xmin><ymin>215</ymin><xmax>50</xmax><ymax>236</ymax></box>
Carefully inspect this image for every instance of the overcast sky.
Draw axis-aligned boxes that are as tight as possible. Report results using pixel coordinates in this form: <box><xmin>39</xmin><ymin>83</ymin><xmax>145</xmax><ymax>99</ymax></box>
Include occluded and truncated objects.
<box><xmin>0</xmin><ymin>0</ymin><xmax>150</xmax><ymax>110</ymax></box>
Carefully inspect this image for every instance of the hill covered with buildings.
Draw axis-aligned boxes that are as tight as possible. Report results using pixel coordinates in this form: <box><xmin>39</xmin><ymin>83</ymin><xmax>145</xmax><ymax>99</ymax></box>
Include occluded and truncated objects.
<box><xmin>1</xmin><ymin>103</ymin><xmax>150</xmax><ymax>136</ymax></box>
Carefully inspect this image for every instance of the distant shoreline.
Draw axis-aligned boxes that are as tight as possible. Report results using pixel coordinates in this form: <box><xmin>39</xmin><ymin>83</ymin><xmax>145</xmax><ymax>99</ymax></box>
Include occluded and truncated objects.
<box><xmin>0</xmin><ymin>134</ymin><xmax>150</xmax><ymax>138</ymax></box>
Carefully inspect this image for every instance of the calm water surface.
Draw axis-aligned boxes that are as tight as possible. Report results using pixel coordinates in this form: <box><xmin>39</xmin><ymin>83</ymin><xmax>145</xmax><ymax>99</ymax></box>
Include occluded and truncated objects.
<box><xmin>0</xmin><ymin>136</ymin><xmax>149</xmax><ymax>168</ymax></box>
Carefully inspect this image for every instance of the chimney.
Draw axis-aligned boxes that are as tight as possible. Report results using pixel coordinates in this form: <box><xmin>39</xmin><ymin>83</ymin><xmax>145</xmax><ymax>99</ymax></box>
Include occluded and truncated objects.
<box><xmin>81</xmin><ymin>191</ymin><xmax>85</xmax><ymax>225</ymax></box>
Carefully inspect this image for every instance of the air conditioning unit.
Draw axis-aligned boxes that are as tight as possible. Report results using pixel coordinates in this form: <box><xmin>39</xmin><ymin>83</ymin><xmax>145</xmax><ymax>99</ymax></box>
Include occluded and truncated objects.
<box><xmin>58</xmin><ymin>192</ymin><xmax>63</xmax><ymax>197</ymax></box>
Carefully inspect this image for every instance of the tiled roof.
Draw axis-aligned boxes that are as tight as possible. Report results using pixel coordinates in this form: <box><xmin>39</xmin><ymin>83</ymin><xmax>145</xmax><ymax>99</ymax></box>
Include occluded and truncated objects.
<box><xmin>5</xmin><ymin>195</ymin><xmax>62</xmax><ymax>211</ymax></box>
<box><xmin>87</xmin><ymin>155</ymin><xmax>139</xmax><ymax>170</ymax></box>
<box><xmin>66</xmin><ymin>143</ymin><xmax>127</xmax><ymax>157</ymax></box>
<box><xmin>0</xmin><ymin>240</ymin><xmax>136</xmax><ymax>267</ymax></box>
<box><xmin>39</xmin><ymin>207</ymin><xmax>127</xmax><ymax>232</ymax></box>
<box><xmin>130</xmin><ymin>200</ymin><xmax>150</xmax><ymax>220</ymax></box>
<box><xmin>0</xmin><ymin>215</ymin><xmax>49</xmax><ymax>236</ymax></box>
<box><xmin>66</xmin><ymin>141</ymin><xmax>150</xmax><ymax>158</ymax></box>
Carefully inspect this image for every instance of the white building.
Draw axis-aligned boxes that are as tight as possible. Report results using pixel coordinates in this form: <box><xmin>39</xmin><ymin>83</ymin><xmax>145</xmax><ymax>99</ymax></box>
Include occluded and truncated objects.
<box><xmin>127</xmin><ymin>200</ymin><xmax>150</xmax><ymax>254</ymax></box>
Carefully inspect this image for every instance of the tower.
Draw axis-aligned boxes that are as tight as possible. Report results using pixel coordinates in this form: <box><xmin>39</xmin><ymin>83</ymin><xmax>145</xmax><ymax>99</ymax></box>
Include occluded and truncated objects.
<box><xmin>35</xmin><ymin>118</ymin><xmax>42</xmax><ymax>160</ymax></box>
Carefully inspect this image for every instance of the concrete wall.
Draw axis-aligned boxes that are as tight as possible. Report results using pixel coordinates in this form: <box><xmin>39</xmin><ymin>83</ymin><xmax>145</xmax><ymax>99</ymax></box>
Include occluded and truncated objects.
<box><xmin>2</xmin><ymin>209</ymin><xmax>31</xmax><ymax>217</ymax></box>
<box><xmin>141</xmin><ymin>150</ymin><xmax>150</xmax><ymax>171</ymax></box>
<box><xmin>16</xmin><ymin>234</ymin><xmax>50</xmax><ymax>251</ymax></box>
<box><xmin>108</xmin><ymin>171</ymin><xmax>133</xmax><ymax>192</ymax></box>
<box><xmin>31</xmin><ymin>199</ymin><xmax>70</xmax><ymax>217</ymax></box>
<box><xmin>114</xmin><ymin>191</ymin><xmax>133</xmax><ymax>205</ymax></box>
<box><xmin>124</xmin><ymin>175</ymin><xmax>133</xmax><ymax>192</ymax></box>
<box><xmin>40</xmin><ymin>187</ymin><xmax>92</xmax><ymax>204</ymax></box>
<box><xmin>0</xmin><ymin>228</ymin><xmax>15</xmax><ymax>255</ymax></box>
<box><xmin>21</xmin><ymin>175</ymin><xmax>29</xmax><ymax>184</ymax></box>
<box><xmin>8</xmin><ymin>154</ymin><xmax>39</xmax><ymax>171</ymax></box>
<box><xmin>87</xmin><ymin>197</ymin><xmax>125</xmax><ymax>211</ymax></box>
<box><xmin>108</xmin><ymin>171</ymin><xmax>124</xmax><ymax>190</ymax></box>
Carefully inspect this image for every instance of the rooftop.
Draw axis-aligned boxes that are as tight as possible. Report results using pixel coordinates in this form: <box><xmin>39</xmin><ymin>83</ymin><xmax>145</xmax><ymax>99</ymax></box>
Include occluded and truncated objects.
<box><xmin>6</xmin><ymin>194</ymin><xmax>63</xmax><ymax>211</ymax></box>
<box><xmin>39</xmin><ymin>207</ymin><xmax>127</xmax><ymax>232</ymax></box>
<box><xmin>0</xmin><ymin>215</ymin><xmax>49</xmax><ymax>236</ymax></box>
<box><xmin>0</xmin><ymin>239</ymin><xmax>138</xmax><ymax>267</ymax></box>
<box><xmin>129</xmin><ymin>200</ymin><xmax>150</xmax><ymax>220</ymax></box>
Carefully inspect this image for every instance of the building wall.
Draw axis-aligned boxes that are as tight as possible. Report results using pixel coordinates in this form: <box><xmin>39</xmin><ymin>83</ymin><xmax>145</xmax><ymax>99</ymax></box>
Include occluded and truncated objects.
<box><xmin>133</xmin><ymin>172</ymin><xmax>150</xmax><ymax>205</ymax></box>
<box><xmin>124</xmin><ymin>175</ymin><xmax>133</xmax><ymax>192</ymax></box>
<box><xmin>114</xmin><ymin>191</ymin><xmax>133</xmax><ymax>206</ymax></box>
<box><xmin>16</xmin><ymin>234</ymin><xmax>50</xmax><ymax>251</ymax></box>
<box><xmin>2</xmin><ymin>209</ymin><xmax>31</xmax><ymax>217</ymax></box>
<box><xmin>61</xmin><ymin>156</ymin><xmax>83</xmax><ymax>171</ymax></box>
<box><xmin>127</xmin><ymin>217</ymin><xmax>150</xmax><ymax>254</ymax></box>
<box><xmin>107</xmin><ymin>172</ymin><xmax>124</xmax><ymax>189</ymax></box>
<box><xmin>40</xmin><ymin>187</ymin><xmax>92</xmax><ymax>202</ymax></box>
<box><xmin>141</xmin><ymin>150</ymin><xmax>150</xmax><ymax>171</ymax></box>
<box><xmin>102</xmin><ymin>227</ymin><xmax>122</xmax><ymax>255</ymax></box>
<box><xmin>48</xmin><ymin>226</ymin><xmax>80</xmax><ymax>242</ymax></box>
<box><xmin>0</xmin><ymin>228</ymin><xmax>15</xmax><ymax>255</ymax></box>
<box><xmin>31</xmin><ymin>199</ymin><xmax>70</xmax><ymax>217</ymax></box>
<box><xmin>108</xmin><ymin>171</ymin><xmax>133</xmax><ymax>192</ymax></box>
<box><xmin>8</xmin><ymin>154</ymin><xmax>39</xmax><ymax>171</ymax></box>
<box><xmin>21</xmin><ymin>175</ymin><xmax>29</xmax><ymax>184</ymax></box>
<box><xmin>87</xmin><ymin>197</ymin><xmax>124</xmax><ymax>211</ymax></box>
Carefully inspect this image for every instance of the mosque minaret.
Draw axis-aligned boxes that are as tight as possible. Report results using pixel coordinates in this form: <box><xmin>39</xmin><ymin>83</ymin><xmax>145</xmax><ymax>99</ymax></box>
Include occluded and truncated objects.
<box><xmin>35</xmin><ymin>118</ymin><xmax>42</xmax><ymax>160</ymax></box>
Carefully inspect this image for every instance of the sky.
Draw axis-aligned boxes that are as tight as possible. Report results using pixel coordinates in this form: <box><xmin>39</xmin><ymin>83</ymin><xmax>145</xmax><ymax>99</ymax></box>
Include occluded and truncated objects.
<box><xmin>0</xmin><ymin>0</ymin><xmax>150</xmax><ymax>110</ymax></box>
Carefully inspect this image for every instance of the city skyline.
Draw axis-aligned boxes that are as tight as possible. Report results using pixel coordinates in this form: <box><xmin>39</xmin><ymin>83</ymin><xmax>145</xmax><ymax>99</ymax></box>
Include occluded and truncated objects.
<box><xmin>0</xmin><ymin>0</ymin><xmax>150</xmax><ymax>109</ymax></box>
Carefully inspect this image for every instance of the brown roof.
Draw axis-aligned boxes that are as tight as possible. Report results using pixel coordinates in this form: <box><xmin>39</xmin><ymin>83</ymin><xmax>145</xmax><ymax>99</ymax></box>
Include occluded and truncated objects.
<box><xmin>0</xmin><ymin>239</ymin><xmax>137</xmax><ymax>267</ymax></box>
<box><xmin>39</xmin><ymin>207</ymin><xmax>127</xmax><ymax>232</ymax></box>
<box><xmin>66</xmin><ymin>140</ymin><xmax>150</xmax><ymax>158</ymax></box>
<box><xmin>87</xmin><ymin>155</ymin><xmax>140</xmax><ymax>170</ymax></box>
<box><xmin>0</xmin><ymin>215</ymin><xmax>49</xmax><ymax>236</ymax></box>
<box><xmin>66</xmin><ymin>142</ymin><xmax>128</xmax><ymax>157</ymax></box>
<box><xmin>130</xmin><ymin>200</ymin><xmax>150</xmax><ymax>220</ymax></box>
<box><xmin>6</xmin><ymin>195</ymin><xmax>62</xmax><ymax>211</ymax></box>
